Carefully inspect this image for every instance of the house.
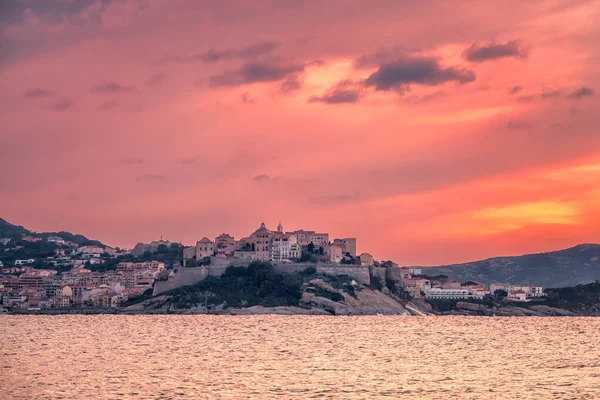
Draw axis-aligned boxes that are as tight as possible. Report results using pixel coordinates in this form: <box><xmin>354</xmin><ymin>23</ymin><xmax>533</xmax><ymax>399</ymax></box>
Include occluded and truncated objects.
<box><xmin>215</xmin><ymin>233</ymin><xmax>236</xmax><ymax>257</ymax></box>
<box><xmin>196</xmin><ymin>237</ymin><xmax>215</xmax><ymax>259</ymax></box>
<box><xmin>404</xmin><ymin>278</ymin><xmax>431</xmax><ymax>298</ymax></box>
<box><xmin>308</xmin><ymin>233</ymin><xmax>329</xmax><ymax>247</ymax></box>
<box><xmin>325</xmin><ymin>245</ymin><xmax>343</xmax><ymax>263</ymax></box>
<box><xmin>359</xmin><ymin>253</ymin><xmax>374</xmax><ymax>267</ymax></box>
<box><xmin>529</xmin><ymin>287</ymin><xmax>544</xmax><ymax>297</ymax></box>
<box><xmin>54</xmin><ymin>295</ymin><xmax>72</xmax><ymax>308</ymax></box>
<box><xmin>332</xmin><ymin>238</ymin><xmax>357</xmax><ymax>257</ymax></box>
<box><xmin>489</xmin><ymin>283</ymin><xmax>511</xmax><ymax>295</ymax></box>
<box><xmin>46</xmin><ymin>236</ymin><xmax>66</xmax><ymax>244</ymax></box>
<box><xmin>441</xmin><ymin>280</ymin><xmax>462</xmax><ymax>290</ymax></box>
<box><xmin>270</xmin><ymin>233</ymin><xmax>300</xmax><ymax>262</ymax></box>
<box><xmin>0</xmin><ymin>238</ymin><xmax>10</xmax><ymax>246</ymax></box>
<box><xmin>508</xmin><ymin>290</ymin><xmax>528</xmax><ymax>302</ymax></box>
<box><xmin>15</xmin><ymin>259</ymin><xmax>35</xmax><ymax>266</ymax></box>
<box><xmin>409</xmin><ymin>268</ymin><xmax>422</xmax><ymax>276</ymax></box>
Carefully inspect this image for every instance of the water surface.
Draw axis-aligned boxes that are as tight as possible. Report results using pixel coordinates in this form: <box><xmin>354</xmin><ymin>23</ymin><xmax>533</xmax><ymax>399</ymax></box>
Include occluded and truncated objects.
<box><xmin>2</xmin><ymin>316</ymin><xmax>599</xmax><ymax>399</ymax></box>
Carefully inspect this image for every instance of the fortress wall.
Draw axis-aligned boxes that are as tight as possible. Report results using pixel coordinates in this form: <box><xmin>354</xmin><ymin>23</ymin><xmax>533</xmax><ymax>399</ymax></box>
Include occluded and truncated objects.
<box><xmin>317</xmin><ymin>265</ymin><xmax>370</xmax><ymax>284</ymax></box>
<box><xmin>152</xmin><ymin>267</ymin><xmax>208</xmax><ymax>296</ymax></box>
<box><xmin>386</xmin><ymin>266</ymin><xmax>403</xmax><ymax>282</ymax></box>
<box><xmin>153</xmin><ymin>262</ymin><xmax>371</xmax><ymax>295</ymax></box>
<box><xmin>370</xmin><ymin>266</ymin><xmax>387</xmax><ymax>281</ymax></box>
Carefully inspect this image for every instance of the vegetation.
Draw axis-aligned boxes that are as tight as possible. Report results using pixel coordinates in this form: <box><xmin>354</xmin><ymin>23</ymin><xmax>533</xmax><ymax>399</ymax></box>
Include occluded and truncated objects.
<box><xmin>302</xmin><ymin>266</ymin><xmax>317</xmax><ymax>275</ymax></box>
<box><xmin>167</xmin><ymin>261</ymin><xmax>303</xmax><ymax>309</ymax></box>
<box><xmin>544</xmin><ymin>281</ymin><xmax>600</xmax><ymax>312</ymax></box>
<box><xmin>494</xmin><ymin>289</ymin><xmax>508</xmax><ymax>298</ymax></box>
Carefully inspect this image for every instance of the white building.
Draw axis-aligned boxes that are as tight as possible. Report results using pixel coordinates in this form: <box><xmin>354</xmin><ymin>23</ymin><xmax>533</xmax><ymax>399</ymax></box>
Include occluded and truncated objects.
<box><xmin>270</xmin><ymin>234</ymin><xmax>300</xmax><ymax>262</ymax></box>
<box><xmin>15</xmin><ymin>259</ymin><xmax>35</xmax><ymax>266</ymax></box>
<box><xmin>528</xmin><ymin>287</ymin><xmax>544</xmax><ymax>297</ymax></box>
<box><xmin>0</xmin><ymin>238</ymin><xmax>10</xmax><ymax>246</ymax></box>
<box><xmin>46</xmin><ymin>236</ymin><xmax>66</xmax><ymax>244</ymax></box>
<box><xmin>425</xmin><ymin>288</ymin><xmax>472</xmax><ymax>300</ymax></box>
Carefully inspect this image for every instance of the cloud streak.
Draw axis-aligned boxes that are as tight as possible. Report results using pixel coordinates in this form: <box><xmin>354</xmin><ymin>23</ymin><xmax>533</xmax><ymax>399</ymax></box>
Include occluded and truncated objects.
<box><xmin>209</xmin><ymin>62</ymin><xmax>305</xmax><ymax>87</ymax></box>
<box><xmin>25</xmin><ymin>88</ymin><xmax>56</xmax><ymax>98</ymax></box>
<box><xmin>91</xmin><ymin>81</ymin><xmax>137</xmax><ymax>94</ymax></box>
<box><xmin>463</xmin><ymin>40</ymin><xmax>528</xmax><ymax>62</ymax></box>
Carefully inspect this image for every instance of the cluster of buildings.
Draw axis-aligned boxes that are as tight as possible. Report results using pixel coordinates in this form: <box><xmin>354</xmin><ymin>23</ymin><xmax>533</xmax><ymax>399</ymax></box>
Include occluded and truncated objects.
<box><xmin>0</xmin><ymin>259</ymin><xmax>164</xmax><ymax>310</ymax></box>
<box><xmin>183</xmin><ymin>222</ymin><xmax>365</xmax><ymax>265</ymax></box>
<box><xmin>402</xmin><ymin>274</ymin><xmax>544</xmax><ymax>302</ymax></box>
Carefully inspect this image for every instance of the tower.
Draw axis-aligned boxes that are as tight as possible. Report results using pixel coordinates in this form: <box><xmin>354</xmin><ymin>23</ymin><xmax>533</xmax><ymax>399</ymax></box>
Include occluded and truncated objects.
<box><xmin>277</xmin><ymin>222</ymin><xmax>283</xmax><ymax>232</ymax></box>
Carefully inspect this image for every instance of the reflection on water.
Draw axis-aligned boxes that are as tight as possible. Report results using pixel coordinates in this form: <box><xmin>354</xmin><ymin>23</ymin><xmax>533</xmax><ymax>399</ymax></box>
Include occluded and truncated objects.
<box><xmin>1</xmin><ymin>316</ymin><xmax>599</xmax><ymax>399</ymax></box>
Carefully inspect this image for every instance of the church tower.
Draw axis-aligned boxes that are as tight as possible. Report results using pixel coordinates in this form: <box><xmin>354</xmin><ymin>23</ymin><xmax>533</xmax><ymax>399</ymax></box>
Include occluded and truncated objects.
<box><xmin>277</xmin><ymin>222</ymin><xmax>283</xmax><ymax>232</ymax></box>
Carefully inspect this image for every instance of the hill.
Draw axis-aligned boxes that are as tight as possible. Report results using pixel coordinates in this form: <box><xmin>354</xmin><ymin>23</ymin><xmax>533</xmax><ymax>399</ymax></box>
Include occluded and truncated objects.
<box><xmin>0</xmin><ymin>218</ymin><xmax>30</xmax><ymax>238</ymax></box>
<box><xmin>0</xmin><ymin>218</ymin><xmax>104</xmax><ymax>247</ymax></box>
<box><xmin>421</xmin><ymin>244</ymin><xmax>600</xmax><ymax>287</ymax></box>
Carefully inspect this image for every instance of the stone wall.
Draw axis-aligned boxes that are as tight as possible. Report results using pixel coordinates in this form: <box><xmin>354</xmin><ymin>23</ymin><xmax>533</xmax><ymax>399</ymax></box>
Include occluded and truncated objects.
<box><xmin>153</xmin><ymin>262</ymin><xmax>371</xmax><ymax>295</ymax></box>
<box><xmin>152</xmin><ymin>267</ymin><xmax>209</xmax><ymax>296</ymax></box>
<box><xmin>386</xmin><ymin>266</ymin><xmax>403</xmax><ymax>282</ymax></box>
<box><xmin>369</xmin><ymin>266</ymin><xmax>387</xmax><ymax>281</ymax></box>
<box><xmin>317</xmin><ymin>265</ymin><xmax>370</xmax><ymax>284</ymax></box>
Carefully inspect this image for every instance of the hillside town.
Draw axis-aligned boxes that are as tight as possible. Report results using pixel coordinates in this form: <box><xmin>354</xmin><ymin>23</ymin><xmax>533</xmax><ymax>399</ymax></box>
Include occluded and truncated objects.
<box><xmin>0</xmin><ymin>222</ymin><xmax>545</xmax><ymax>312</ymax></box>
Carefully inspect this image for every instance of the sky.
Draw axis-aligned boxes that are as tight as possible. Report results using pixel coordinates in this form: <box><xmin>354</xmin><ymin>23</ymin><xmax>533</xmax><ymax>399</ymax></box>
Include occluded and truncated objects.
<box><xmin>1</xmin><ymin>0</ymin><xmax>599</xmax><ymax>265</ymax></box>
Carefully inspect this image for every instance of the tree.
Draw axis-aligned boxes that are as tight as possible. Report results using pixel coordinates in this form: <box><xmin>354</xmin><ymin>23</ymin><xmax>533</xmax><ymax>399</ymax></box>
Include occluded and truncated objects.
<box><xmin>494</xmin><ymin>289</ymin><xmax>508</xmax><ymax>298</ymax></box>
<box><xmin>318</xmin><ymin>246</ymin><xmax>324</xmax><ymax>255</ymax></box>
<box><xmin>307</xmin><ymin>242</ymin><xmax>315</xmax><ymax>254</ymax></box>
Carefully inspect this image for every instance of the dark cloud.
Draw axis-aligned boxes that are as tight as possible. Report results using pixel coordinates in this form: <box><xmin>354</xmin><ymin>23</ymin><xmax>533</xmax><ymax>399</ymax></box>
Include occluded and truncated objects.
<box><xmin>159</xmin><ymin>41</ymin><xmax>279</xmax><ymax>64</ymax></box>
<box><xmin>508</xmin><ymin>86</ymin><xmax>523</xmax><ymax>95</ymax></box>
<box><xmin>279</xmin><ymin>76</ymin><xmax>302</xmax><ymax>93</ymax></box>
<box><xmin>363</xmin><ymin>56</ymin><xmax>475</xmax><ymax>91</ymax></box>
<box><xmin>253</xmin><ymin>174</ymin><xmax>270</xmax><ymax>182</ymax></box>
<box><xmin>463</xmin><ymin>40</ymin><xmax>528</xmax><ymax>62</ymax></box>
<box><xmin>197</xmin><ymin>41</ymin><xmax>279</xmax><ymax>63</ymax></box>
<box><xmin>48</xmin><ymin>99</ymin><xmax>73</xmax><ymax>111</ymax></box>
<box><xmin>136</xmin><ymin>174</ymin><xmax>168</xmax><ymax>182</ymax></box>
<box><xmin>99</xmin><ymin>99</ymin><xmax>119</xmax><ymax>111</ymax></box>
<box><xmin>120</xmin><ymin>158</ymin><xmax>144</xmax><ymax>165</ymax></box>
<box><xmin>90</xmin><ymin>81</ymin><xmax>137</xmax><ymax>94</ymax></box>
<box><xmin>567</xmin><ymin>86</ymin><xmax>594</xmax><ymax>100</ymax></box>
<box><xmin>506</xmin><ymin>120</ymin><xmax>533</xmax><ymax>130</ymax></box>
<box><xmin>540</xmin><ymin>90</ymin><xmax>561</xmax><ymax>99</ymax></box>
<box><xmin>241</xmin><ymin>93</ymin><xmax>257</xmax><ymax>104</ymax></box>
<box><xmin>25</xmin><ymin>88</ymin><xmax>56</xmax><ymax>98</ymax></box>
<box><xmin>309</xmin><ymin>80</ymin><xmax>361</xmax><ymax>104</ymax></box>
<box><xmin>209</xmin><ymin>62</ymin><xmax>305</xmax><ymax>87</ymax></box>
<box><xmin>147</xmin><ymin>73</ymin><xmax>167</xmax><ymax>86</ymax></box>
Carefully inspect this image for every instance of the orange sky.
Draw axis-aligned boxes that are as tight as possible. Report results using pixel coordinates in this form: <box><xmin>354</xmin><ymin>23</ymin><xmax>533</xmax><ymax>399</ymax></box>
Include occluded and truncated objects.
<box><xmin>1</xmin><ymin>0</ymin><xmax>599</xmax><ymax>265</ymax></box>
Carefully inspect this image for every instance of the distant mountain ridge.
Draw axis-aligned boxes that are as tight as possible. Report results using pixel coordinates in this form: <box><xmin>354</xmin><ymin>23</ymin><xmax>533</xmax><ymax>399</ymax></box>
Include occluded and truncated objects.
<box><xmin>0</xmin><ymin>218</ymin><xmax>105</xmax><ymax>247</ymax></box>
<box><xmin>421</xmin><ymin>244</ymin><xmax>600</xmax><ymax>288</ymax></box>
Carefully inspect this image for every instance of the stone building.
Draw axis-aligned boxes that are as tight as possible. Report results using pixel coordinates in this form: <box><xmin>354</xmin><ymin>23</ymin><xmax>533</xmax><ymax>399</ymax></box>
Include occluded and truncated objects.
<box><xmin>332</xmin><ymin>238</ymin><xmax>357</xmax><ymax>257</ymax></box>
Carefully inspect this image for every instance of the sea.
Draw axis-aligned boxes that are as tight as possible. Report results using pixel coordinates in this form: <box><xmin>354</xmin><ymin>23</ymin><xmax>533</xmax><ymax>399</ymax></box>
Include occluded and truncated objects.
<box><xmin>1</xmin><ymin>316</ymin><xmax>599</xmax><ymax>399</ymax></box>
